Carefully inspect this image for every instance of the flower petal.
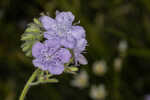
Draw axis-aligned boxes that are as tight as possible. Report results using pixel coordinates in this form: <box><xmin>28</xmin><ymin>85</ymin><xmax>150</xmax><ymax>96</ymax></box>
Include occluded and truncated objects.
<box><xmin>76</xmin><ymin>54</ymin><xmax>88</xmax><ymax>65</ymax></box>
<box><xmin>71</xmin><ymin>26</ymin><xmax>85</xmax><ymax>39</ymax></box>
<box><xmin>32</xmin><ymin>59</ymin><xmax>46</xmax><ymax>70</ymax></box>
<box><xmin>52</xmin><ymin>48</ymin><xmax>71</xmax><ymax>64</ymax></box>
<box><xmin>75</xmin><ymin>38</ymin><xmax>87</xmax><ymax>52</ymax></box>
<box><xmin>32</xmin><ymin>42</ymin><xmax>44</xmax><ymax>58</ymax></box>
<box><xmin>39</xmin><ymin>16</ymin><xmax>57</xmax><ymax>31</ymax></box>
<box><xmin>59</xmin><ymin>48</ymin><xmax>71</xmax><ymax>63</ymax></box>
<box><xmin>44</xmin><ymin>29</ymin><xmax>58</xmax><ymax>40</ymax></box>
<box><xmin>60</xmin><ymin>36</ymin><xmax>76</xmax><ymax>49</ymax></box>
<box><xmin>56</xmin><ymin>12</ymin><xmax>75</xmax><ymax>26</ymax></box>
<box><xmin>55</xmin><ymin>10</ymin><xmax>60</xmax><ymax>16</ymax></box>
<box><xmin>48</xmin><ymin>63</ymin><xmax>64</xmax><ymax>75</ymax></box>
<box><xmin>44</xmin><ymin>39</ymin><xmax>60</xmax><ymax>48</ymax></box>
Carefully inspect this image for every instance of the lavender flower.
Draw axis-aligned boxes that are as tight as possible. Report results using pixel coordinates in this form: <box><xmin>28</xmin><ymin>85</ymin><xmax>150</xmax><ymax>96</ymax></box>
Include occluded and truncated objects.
<box><xmin>32</xmin><ymin>39</ymin><xmax>71</xmax><ymax>75</ymax></box>
<box><xmin>20</xmin><ymin>11</ymin><xmax>88</xmax><ymax>100</ymax></box>
<box><xmin>145</xmin><ymin>95</ymin><xmax>150</xmax><ymax>100</ymax></box>
<box><xmin>40</xmin><ymin>11</ymin><xmax>88</xmax><ymax>65</ymax></box>
<box><xmin>73</xmin><ymin>38</ymin><xmax>88</xmax><ymax>65</ymax></box>
<box><xmin>40</xmin><ymin>12</ymin><xmax>76</xmax><ymax>49</ymax></box>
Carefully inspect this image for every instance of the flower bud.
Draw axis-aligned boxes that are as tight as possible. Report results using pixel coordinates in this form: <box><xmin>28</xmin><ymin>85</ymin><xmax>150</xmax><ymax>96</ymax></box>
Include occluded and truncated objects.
<box><xmin>114</xmin><ymin>57</ymin><xmax>123</xmax><ymax>72</ymax></box>
<box><xmin>92</xmin><ymin>60</ymin><xmax>107</xmax><ymax>76</ymax></box>
<box><xmin>118</xmin><ymin>40</ymin><xmax>128</xmax><ymax>55</ymax></box>
<box><xmin>90</xmin><ymin>84</ymin><xmax>107</xmax><ymax>100</ymax></box>
<box><xmin>71</xmin><ymin>71</ymin><xmax>89</xmax><ymax>89</ymax></box>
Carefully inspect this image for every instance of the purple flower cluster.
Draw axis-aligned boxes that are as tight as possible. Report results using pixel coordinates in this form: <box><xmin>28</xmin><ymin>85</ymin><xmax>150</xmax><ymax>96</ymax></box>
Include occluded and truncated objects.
<box><xmin>32</xmin><ymin>11</ymin><xmax>87</xmax><ymax>75</ymax></box>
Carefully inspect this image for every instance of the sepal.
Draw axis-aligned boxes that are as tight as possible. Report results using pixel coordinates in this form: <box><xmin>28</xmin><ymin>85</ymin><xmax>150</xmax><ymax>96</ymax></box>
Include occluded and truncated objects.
<box><xmin>64</xmin><ymin>66</ymin><xmax>79</xmax><ymax>74</ymax></box>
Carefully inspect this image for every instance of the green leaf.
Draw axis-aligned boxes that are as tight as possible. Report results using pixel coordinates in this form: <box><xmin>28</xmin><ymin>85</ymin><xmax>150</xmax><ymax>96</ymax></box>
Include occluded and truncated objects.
<box><xmin>25</xmin><ymin>24</ymin><xmax>41</xmax><ymax>33</ymax></box>
<box><xmin>68</xmin><ymin>67</ymin><xmax>79</xmax><ymax>72</ymax></box>
<box><xmin>33</xmin><ymin>18</ymin><xmax>41</xmax><ymax>25</ymax></box>
<box><xmin>21</xmin><ymin>34</ymin><xmax>34</xmax><ymax>41</ymax></box>
<box><xmin>21</xmin><ymin>18</ymin><xmax>43</xmax><ymax>57</ymax></box>
<box><xmin>64</xmin><ymin>66</ymin><xmax>79</xmax><ymax>74</ymax></box>
<box><xmin>41</xmin><ymin>78</ymin><xmax>59</xmax><ymax>84</ymax></box>
<box><xmin>22</xmin><ymin>43</ymin><xmax>32</xmax><ymax>52</ymax></box>
<box><xmin>25</xmin><ymin>50</ymin><xmax>32</xmax><ymax>57</ymax></box>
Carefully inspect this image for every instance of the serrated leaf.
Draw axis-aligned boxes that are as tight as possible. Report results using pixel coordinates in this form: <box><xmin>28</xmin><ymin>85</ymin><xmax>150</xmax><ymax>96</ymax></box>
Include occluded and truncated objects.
<box><xmin>33</xmin><ymin>18</ymin><xmax>41</xmax><ymax>25</ymax></box>
<box><xmin>25</xmin><ymin>24</ymin><xmax>41</xmax><ymax>33</ymax></box>
<box><xmin>21</xmin><ymin>34</ymin><xmax>34</xmax><ymax>41</ymax></box>
<box><xmin>21</xmin><ymin>40</ymin><xmax>34</xmax><ymax>48</ymax></box>
<box><xmin>25</xmin><ymin>50</ymin><xmax>32</xmax><ymax>57</ymax></box>
<box><xmin>21</xmin><ymin>18</ymin><xmax>43</xmax><ymax>57</ymax></box>
<box><xmin>22</xmin><ymin>43</ymin><xmax>32</xmax><ymax>52</ymax></box>
<box><xmin>21</xmin><ymin>32</ymin><xmax>42</xmax><ymax>41</ymax></box>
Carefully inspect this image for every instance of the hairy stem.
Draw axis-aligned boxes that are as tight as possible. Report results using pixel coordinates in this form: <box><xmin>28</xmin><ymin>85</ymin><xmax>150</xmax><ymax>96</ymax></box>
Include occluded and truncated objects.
<box><xmin>19</xmin><ymin>69</ymin><xmax>40</xmax><ymax>100</ymax></box>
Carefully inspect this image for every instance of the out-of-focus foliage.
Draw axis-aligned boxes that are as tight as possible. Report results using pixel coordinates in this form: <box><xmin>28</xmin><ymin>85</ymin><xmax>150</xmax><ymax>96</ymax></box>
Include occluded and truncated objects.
<box><xmin>0</xmin><ymin>0</ymin><xmax>150</xmax><ymax>100</ymax></box>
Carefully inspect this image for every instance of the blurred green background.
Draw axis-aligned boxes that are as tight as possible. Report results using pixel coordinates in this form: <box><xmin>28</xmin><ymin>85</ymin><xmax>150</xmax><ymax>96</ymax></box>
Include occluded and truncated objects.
<box><xmin>0</xmin><ymin>0</ymin><xmax>150</xmax><ymax>100</ymax></box>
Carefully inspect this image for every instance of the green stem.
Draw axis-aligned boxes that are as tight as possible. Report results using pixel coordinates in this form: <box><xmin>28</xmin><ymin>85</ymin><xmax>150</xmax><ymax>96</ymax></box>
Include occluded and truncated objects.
<box><xmin>30</xmin><ymin>78</ymin><xmax>58</xmax><ymax>86</ymax></box>
<box><xmin>113</xmin><ymin>71</ymin><xmax>120</xmax><ymax>100</ymax></box>
<box><xmin>19</xmin><ymin>69</ymin><xmax>40</xmax><ymax>100</ymax></box>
